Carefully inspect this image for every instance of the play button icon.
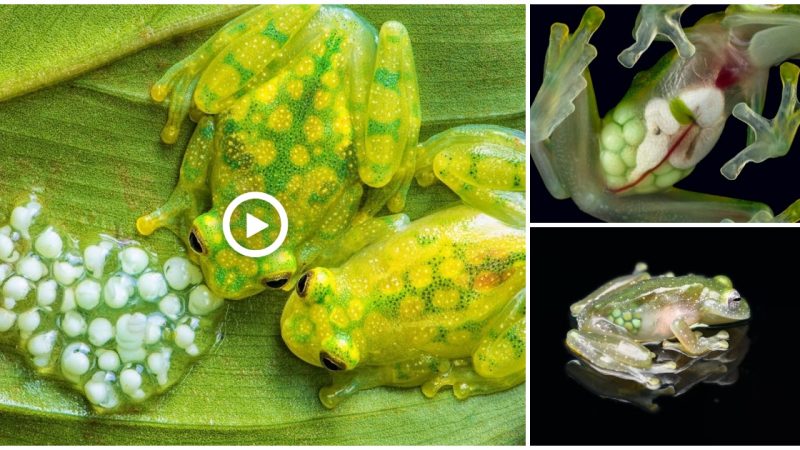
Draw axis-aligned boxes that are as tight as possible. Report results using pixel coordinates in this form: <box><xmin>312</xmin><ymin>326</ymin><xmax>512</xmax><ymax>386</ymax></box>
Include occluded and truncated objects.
<box><xmin>246</xmin><ymin>213</ymin><xmax>269</xmax><ymax>238</ymax></box>
<box><xmin>222</xmin><ymin>192</ymin><xmax>289</xmax><ymax>258</ymax></box>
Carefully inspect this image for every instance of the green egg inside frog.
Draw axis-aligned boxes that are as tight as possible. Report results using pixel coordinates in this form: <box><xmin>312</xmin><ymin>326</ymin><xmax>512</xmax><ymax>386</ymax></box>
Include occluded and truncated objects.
<box><xmin>567</xmin><ymin>263</ymin><xmax>750</xmax><ymax>388</ymax></box>
<box><xmin>136</xmin><ymin>5</ymin><xmax>423</xmax><ymax>299</ymax></box>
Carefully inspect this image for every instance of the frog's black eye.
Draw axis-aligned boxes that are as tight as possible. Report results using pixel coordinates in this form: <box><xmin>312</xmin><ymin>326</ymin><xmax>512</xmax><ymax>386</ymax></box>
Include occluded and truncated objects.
<box><xmin>263</xmin><ymin>274</ymin><xmax>290</xmax><ymax>289</ymax></box>
<box><xmin>297</xmin><ymin>272</ymin><xmax>311</xmax><ymax>297</ymax></box>
<box><xmin>188</xmin><ymin>228</ymin><xmax>206</xmax><ymax>255</ymax></box>
<box><xmin>727</xmin><ymin>290</ymin><xmax>741</xmax><ymax>307</ymax></box>
<box><xmin>320</xmin><ymin>351</ymin><xmax>345</xmax><ymax>371</ymax></box>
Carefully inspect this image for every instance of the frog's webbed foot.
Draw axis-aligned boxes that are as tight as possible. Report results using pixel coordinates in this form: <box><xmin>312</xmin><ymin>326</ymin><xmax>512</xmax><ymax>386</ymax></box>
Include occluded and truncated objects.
<box><xmin>617</xmin><ymin>5</ymin><xmax>695</xmax><ymax>69</ymax></box>
<box><xmin>421</xmin><ymin>359</ymin><xmax>525</xmax><ymax>400</ymax></box>
<box><xmin>356</xmin><ymin>21</ymin><xmax>420</xmax><ymax>214</ymax></box>
<box><xmin>415</xmin><ymin>125</ymin><xmax>526</xmax><ymax>228</ymax></box>
<box><xmin>721</xmin><ymin>63</ymin><xmax>800</xmax><ymax>180</ymax></box>
<box><xmin>151</xmin><ymin>5</ymin><xmax>320</xmax><ymax>143</ymax></box>
<box><xmin>665</xmin><ymin>320</ymin><xmax>730</xmax><ymax>355</ymax></box>
<box><xmin>531</xmin><ymin>6</ymin><xmax>603</xmax><ymax>142</ymax></box>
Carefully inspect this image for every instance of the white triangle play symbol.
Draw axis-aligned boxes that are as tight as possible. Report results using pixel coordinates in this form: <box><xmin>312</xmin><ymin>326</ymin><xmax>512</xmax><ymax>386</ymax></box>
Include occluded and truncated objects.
<box><xmin>246</xmin><ymin>213</ymin><xmax>269</xmax><ymax>238</ymax></box>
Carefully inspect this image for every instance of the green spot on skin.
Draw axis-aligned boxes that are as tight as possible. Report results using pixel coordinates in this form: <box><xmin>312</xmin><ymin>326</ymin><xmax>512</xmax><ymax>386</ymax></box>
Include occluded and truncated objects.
<box><xmin>201</xmin><ymin>124</ymin><xmax>214</xmax><ymax>140</ymax></box>
<box><xmin>614</xmin><ymin>317</ymin><xmax>624</xmax><ymax>326</ymax></box>
<box><xmin>374</xmin><ymin>67</ymin><xmax>400</xmax><ymax>91</ymax></box>
<box><xmin>223</xmin><ymin>52</ymin><xmax>254</xmax><ymax>85</ymax></box>
<box><xmin>669</xmin><ymin>97</ymin><xmax>695</xmax><ymax>125</ymax></box>
<box><xmin>632</xmin><ymin>318</ymin><xmax>641</xmax><ymax>328</ymax></box>
<box><xmin>622</xmin><ymin>311</ymin><xmax>632</xmax><ymax>321</ymax></box>
<box><xmin>367</xmin><ymin>118</ymin><xmax>401</xmax><ymax>141</ymax></box>
<box><xmin>261</xmin><ymin>20</ymin><xmax>289</xmax><ymax>45</ymax></box>
<box><xmin>612</xmin><ymin>308</ymin><xmax>621</xmax><ymax>318</ymax></box>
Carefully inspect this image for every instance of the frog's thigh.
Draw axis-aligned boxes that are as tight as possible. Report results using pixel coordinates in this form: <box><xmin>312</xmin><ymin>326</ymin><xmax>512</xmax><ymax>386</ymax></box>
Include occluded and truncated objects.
<box><xmin>566</xmin><ymin>327</ymin><xmax>668</xmax><ymax>388</ymax></box>
<box><xmin>137</xmin><ymin>117</ymin><xmax>216</xmax><ymax>237</ymax></box>
<box><xmin>472</xmin><ymin>290</ymin><xmax>526</xmax><ymax>379</ymax></box>
<box><xmin>359</xmin><ymin>21</ymin><xmax>421</xmax><ymax>190</ymax></box>
<box><xmin>667</xmin><ymin>319</ymin><xmax>729</xmax><ymax>355</ymax></box>
<box><xmin>418</xmin><ymin>126</ymin><xmax>526</xmax><ymax>227</ymax></box>
<box><xmin>319</xmin><ymin>356</ymin><xmax>440</xmax><ymax>409</ymax></box>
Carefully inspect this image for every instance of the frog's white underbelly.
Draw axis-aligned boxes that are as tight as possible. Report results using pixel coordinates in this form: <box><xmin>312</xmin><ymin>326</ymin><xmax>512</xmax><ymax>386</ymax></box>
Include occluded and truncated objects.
<box><xmin>638</xmin><ymin>304</ymin><xmax>700</xmax><ymax>341</ymax></box>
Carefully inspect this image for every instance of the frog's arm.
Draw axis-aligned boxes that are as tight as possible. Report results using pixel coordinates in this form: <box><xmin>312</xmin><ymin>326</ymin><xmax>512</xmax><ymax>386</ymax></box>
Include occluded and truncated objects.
<box><xmin>137</xmin><ymin>116</ymin><xmax>214</xmax><ymax>238</ymax></box>
<box><xmin>617</xmin><ymin>5</ymin><xmax>695</xmax><ymax>69</ymax></box>
<box><xmin>414</xmin><ymin>125</ymin><xmax>526</xmax><ymax>228</ymax></box>
<box><xmin>151</xmin><ymin>5</ymin><xmax>320</xmax><ymax>143</ymax></box>
<box><xmin>721</xmin><ymin>63</ymin><xmax>800</xmax><ymax>181</ymax></box>
<box><xmin>531</xmin><ymin>6</ymin><xmax>603</xmax><ymax>143</ymax></box>
<box><xmin>662</xmin><ymin>321</ymin><xmax>729</xmax><ymax>355</ymax></box>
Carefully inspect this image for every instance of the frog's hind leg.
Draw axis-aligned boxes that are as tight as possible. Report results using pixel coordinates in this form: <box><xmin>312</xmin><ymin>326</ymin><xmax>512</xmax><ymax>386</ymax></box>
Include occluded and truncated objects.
<box><xmin>422</xmin><ymin>290</ymin><xmax>527</xmax><ymax>399</ymax></box>
<box><xmin>356</xmin><ymin>20</ymin><xmax>421</xmax><ymax>213</ymax></box>
<box><xmin>136</xmin><ymin>117</ymin><xmax>214</xmax><ymax>238</ymax></box>
<box><xmin>566</xmin><ymin>323</ymin><xmax>677</xmax><ymax>389</ymax></box>
<box><xmin>151</xmin><ymin>5</ymin><xmax>320</xmax><ymax>143</ymax></box>
<box><xmin>415</xmin><ymin>125</ymin><xmax>526</xmax><ymax>228</ymax></box>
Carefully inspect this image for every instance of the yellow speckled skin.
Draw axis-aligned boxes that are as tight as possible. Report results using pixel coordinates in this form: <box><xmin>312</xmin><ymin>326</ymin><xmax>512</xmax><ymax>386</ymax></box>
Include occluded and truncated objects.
<box><xmin>137</xmin><ymin>5</ymin><xmax>423</xmax><ymax>299</ymax></box>
<box><xmin>281</xmin><ymin>131</ymin><xmax>526</xmax><ymax>407</ymax></box>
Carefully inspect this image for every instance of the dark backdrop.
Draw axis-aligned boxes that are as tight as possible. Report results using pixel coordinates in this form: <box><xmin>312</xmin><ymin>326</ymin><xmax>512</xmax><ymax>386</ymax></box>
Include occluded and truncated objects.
<box><xmin>531</xmin><ymin>227</ymin><xmax>800</xmax><ymax>444</ymax></box>
<box><xmin>530</xmin><ymin>5</ymin><xmax>800</xmax><ymax>222</ymax></box>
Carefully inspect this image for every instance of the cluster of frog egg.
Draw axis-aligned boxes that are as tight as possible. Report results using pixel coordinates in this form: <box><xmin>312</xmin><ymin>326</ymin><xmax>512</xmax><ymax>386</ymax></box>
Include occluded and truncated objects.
<box><xmin>598</xmin><ymin>103</ymin><xmax>690</xmax><ymax>193</ymax></box>
<box><xmin>0</xmin><ymin>198</ymin><xmax>225</xmax><ymax>412</ymax></box>
<box><xmin>607</xmin><ymin>308</ymin><xmax>642</xmax><ymax>333</ymax></box>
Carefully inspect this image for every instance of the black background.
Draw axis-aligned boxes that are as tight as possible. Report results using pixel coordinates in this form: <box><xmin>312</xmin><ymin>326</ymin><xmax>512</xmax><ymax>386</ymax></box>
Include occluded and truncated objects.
<box><xmin>530</xmin><ymin>5</ymin><xmax>800</xmax><ymax>222</ymax></box>
<box><xmin>530</xmin><ymin>227</ymin><xmax>800</xmax><ymax>445</ymax></box>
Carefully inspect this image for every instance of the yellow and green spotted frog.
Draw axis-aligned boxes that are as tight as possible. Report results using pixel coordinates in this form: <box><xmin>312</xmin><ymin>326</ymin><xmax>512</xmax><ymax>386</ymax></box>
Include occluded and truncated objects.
<box><xmin>137</xmin><ymin>5</ymin><xmax>523</xmax><ymax>300</ymax></box>
<box><xmin>280</xmin><ymin>136</ymin><xmax>526</xmax><ymax>408</ymax></box>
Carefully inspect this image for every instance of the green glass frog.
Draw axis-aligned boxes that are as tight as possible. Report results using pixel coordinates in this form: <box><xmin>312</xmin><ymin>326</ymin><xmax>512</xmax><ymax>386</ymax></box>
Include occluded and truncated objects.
<box><xmin>281</xmin><ymin>138</ymin><xmax>526</xmax><ymax>408</ymax></box>
<box><xmin>532</xmin><ymin>5</ymin><xmax>800</xmax><ymax>222</ymax></box>
<box><xmin>567</xmin><ymin>263</ymin><xmax>750</xmax><ymax>388</ymax></box>
<box><xmin>135</xmin><ymin>5</ymin><xmax>522</xmax><ymax>299</ymax></box>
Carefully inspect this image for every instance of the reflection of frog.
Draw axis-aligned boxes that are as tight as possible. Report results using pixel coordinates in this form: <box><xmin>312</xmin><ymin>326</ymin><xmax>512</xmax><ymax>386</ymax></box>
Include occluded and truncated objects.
<box><xmin>532</xmin><ymin>5</ymin><xmax>800</xmax><ymax>221</ymax></box>
<box><xmin>281</xmin><ymin>140</ymin><xmax>526</xmax><ymax>408</ymax></box>
<box><xmin>566</xmin><ymin>325</ymin><xmax>750</xmax><ymax>412</ymax></box>
<box><xmin>138</xmin><ymin>5</ymin><xmax>523</xmax><ymax>300</ymax></box>
<box><xmin>566</xmin><ymin>263</ymin><xmax>750</xmax><ymax>388</ymax></box>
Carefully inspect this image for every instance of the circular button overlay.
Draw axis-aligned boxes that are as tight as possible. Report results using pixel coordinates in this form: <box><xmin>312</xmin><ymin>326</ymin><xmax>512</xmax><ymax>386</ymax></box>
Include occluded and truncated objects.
<box><xmin>222</xmin><ymin>192</ymin><xmax>289</xmax><ymax>258</ymax></box>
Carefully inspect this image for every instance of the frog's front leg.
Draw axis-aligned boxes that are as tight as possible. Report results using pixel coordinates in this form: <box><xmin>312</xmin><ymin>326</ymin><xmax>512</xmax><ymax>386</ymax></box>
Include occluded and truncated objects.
<box><xmin>151</xmin><ymin>5</ymin><xmax>320</xmax><ymax>143</ymax></box>
<box><xmin>566</xmin><ymin>322</ymin><xmax>677</xmax><ymax>389</ymax></box>
<box><xmin>136</xmin><ymin>116</ymin><xmax>214</xmax><ymax>239</ymax></box>
<box><xmin>617</xmin><ymin>5</ymin><xmax>695</xmax><ymax>68</ymax></box>
<box><xmin>662</xmin><ymin>319</ymin><xmax>730</xmax><ymax>355</ymax></box>
<box><xmin>422</xmin><ymin>291</ymin><xmax>526</xmax><ymax>399</ymax></box>
<box><xmin>721</xmin><ymin>62</ymin><xmax>800</xmax><ymax>180</ymax></box>
<box><xmin>319</xmin><ymin>355</ymin><xmax>442</xmax><ymax>409</ymax></box>
<box><xmin>415</xmin><ymin>125</ymin><xmax>526</xmax><ymax>228</ymax></box>
<box><xmin>356</xmin><ymin>21</ymin><xmax>421</xmax><ymax>214</ymax></box>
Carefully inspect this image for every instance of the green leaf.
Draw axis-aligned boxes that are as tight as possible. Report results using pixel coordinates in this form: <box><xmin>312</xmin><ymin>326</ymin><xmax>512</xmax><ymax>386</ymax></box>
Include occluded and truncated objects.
<box><xmin>0</xmin><ymin>4</ymin><xmax>525</xmax><ymax>445</ymax></box>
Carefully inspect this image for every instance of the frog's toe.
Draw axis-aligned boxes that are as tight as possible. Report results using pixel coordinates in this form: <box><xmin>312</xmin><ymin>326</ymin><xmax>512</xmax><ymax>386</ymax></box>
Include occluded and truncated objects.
<box><xmin>715</xmin><ymin>330</ymin><xmax>730</xmax><ymax>340</ymax></box>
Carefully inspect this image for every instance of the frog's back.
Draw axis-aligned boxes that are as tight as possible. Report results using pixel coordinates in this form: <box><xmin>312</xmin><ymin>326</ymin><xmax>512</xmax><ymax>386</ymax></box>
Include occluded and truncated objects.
<box><xmin>339</xmin><ymin>206</ymin><xmax>526</xmax><ymax>360</ymax></box>
<box><xmin>212</xmin><ymin>26</ymin><xmax>358</xmax><ymax>207</ymax></box>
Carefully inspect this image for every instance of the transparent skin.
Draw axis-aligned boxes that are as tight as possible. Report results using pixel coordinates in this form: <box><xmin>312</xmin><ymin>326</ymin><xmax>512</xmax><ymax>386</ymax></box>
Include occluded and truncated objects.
<box><xmin>280</xmin><ymin>140</ymin><xmax>526</xmax><ymax>408</ymax></box>
<box><xmin>531</xmin><ymin>5</ymin><xmax>800</xmax><ymax>222</ymax></box>
<box><xmin>566</xmin><ymin>264</ymin><xmax>750</xmax><ymax>389</ymax></box>
<box><xmin>137</xmin><ymin>5</ymin><xmax>524</xmax><ymax>299</ymax></box>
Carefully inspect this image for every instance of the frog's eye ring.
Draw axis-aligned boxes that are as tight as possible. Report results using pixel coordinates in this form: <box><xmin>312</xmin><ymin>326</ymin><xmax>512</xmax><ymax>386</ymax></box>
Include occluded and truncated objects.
<box><xmin>320</xmin><ymin>351</ymin><xmax>346</xmax><ymax>371</ymax></box>
<box><xmin>262</xmin><ymin>274</ymin><xmax>290</xmax><ymax>289</ymax></box>
<box><xmin>188</xmin><ymin>228</ymin><xmax>206</xmax><ymax>256</ymax></box>
<box><xmin>296</xmin><ymin>271</ymin><xmax>311</xmax><ymax>297</ymax></box>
